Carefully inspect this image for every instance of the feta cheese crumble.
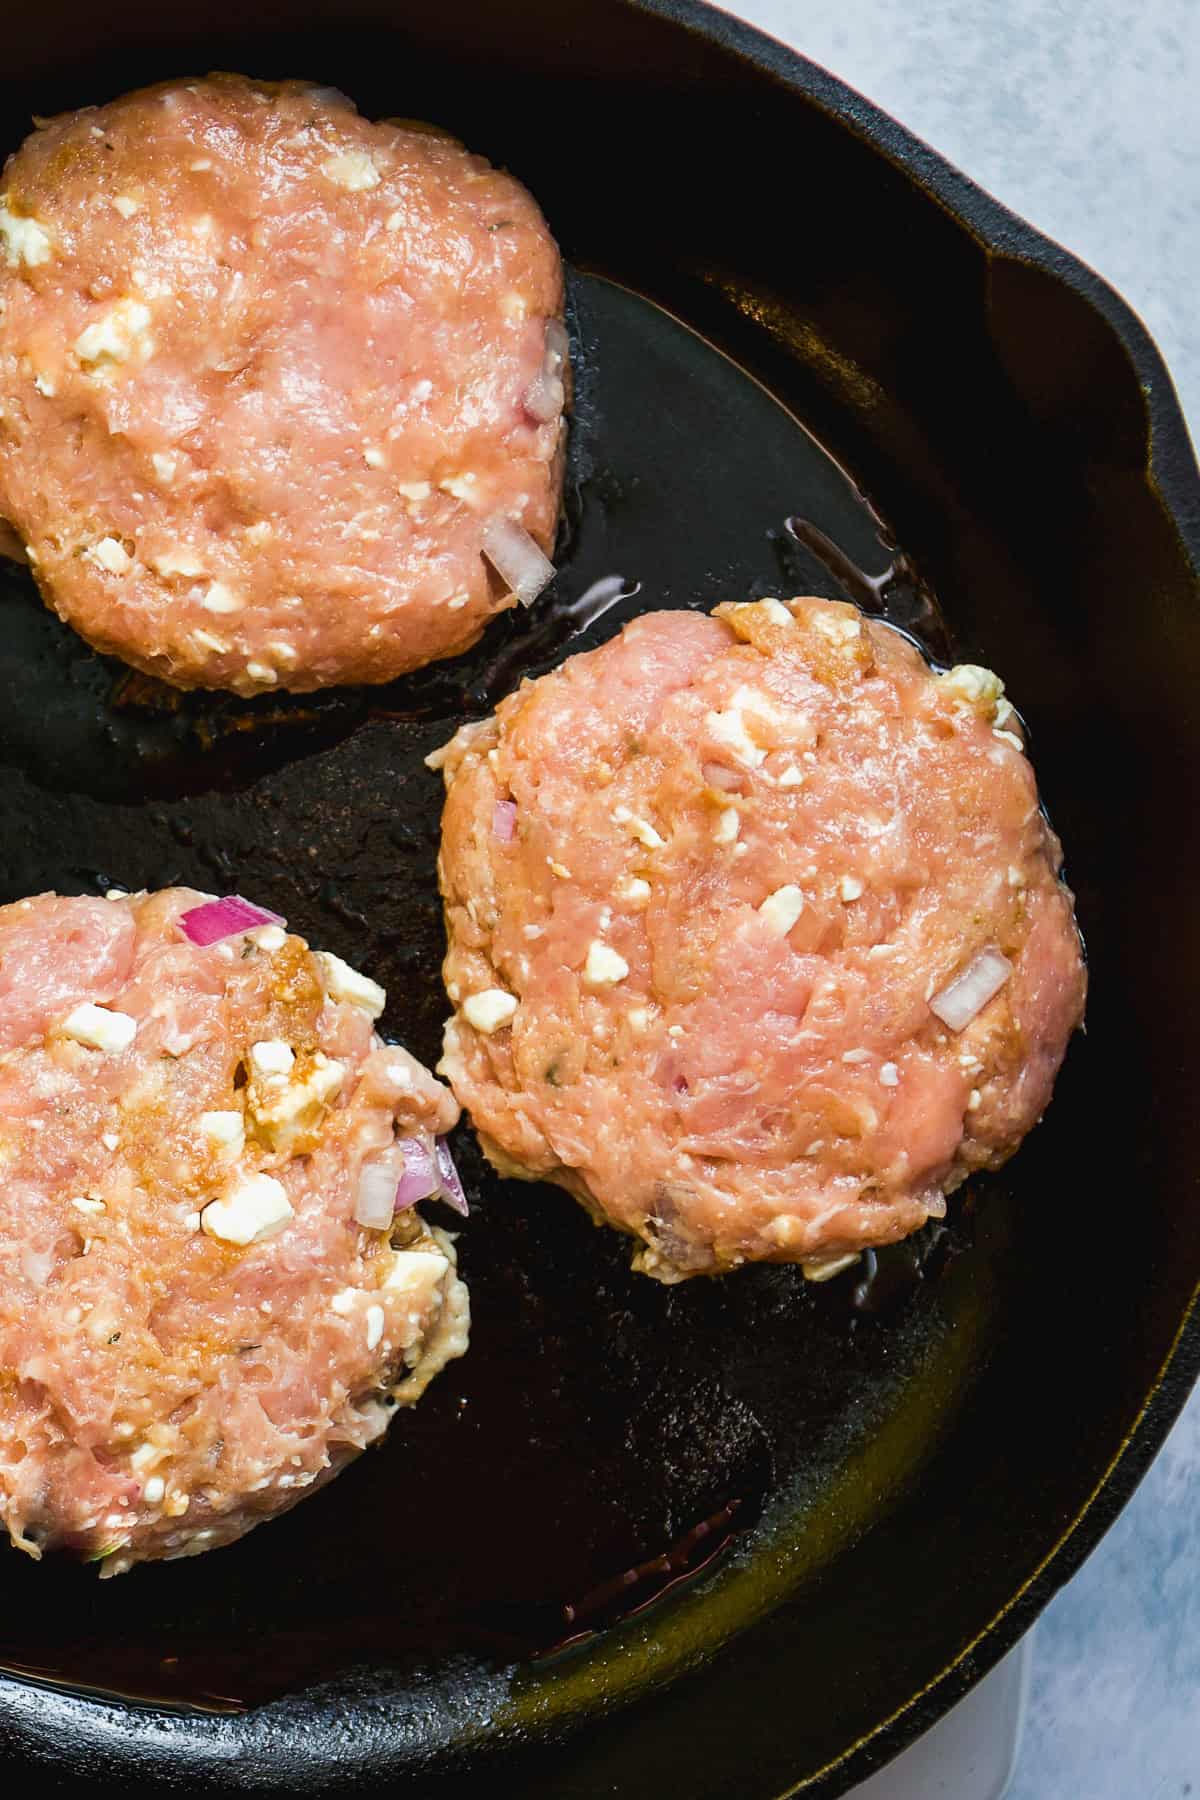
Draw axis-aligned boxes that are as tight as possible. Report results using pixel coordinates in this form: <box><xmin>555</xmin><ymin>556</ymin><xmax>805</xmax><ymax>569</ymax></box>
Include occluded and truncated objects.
<box><xmin>584</xmin><ymin>941</ymin><xmax>630</xmax><ymax>987</ymax></box>
<box><xmin>463</xmin><ymin>988</ymin><xmax>518</xmax><ymax>1033</ymax></box>
<box><xmin>936</xmin><ymin>664</ymin><xmax>1005</xmax><ymax>709</ymax></box>
<box><xmin>199</xmin><ymin>1110</ymin><xmax>245</xmax><ymax>1159</ymax></box>
<box><xmin>612</xmin><ymin>804</ymin><xmax>665</xmax><ymax>849</ymax></box>
<box><xmin>317</xmin><ymin>951</ymin><xmax>386</xmax><ymax>1018</ymax></box>
<box><xmin>757</xmin><ymin>885</ymin><xmax>805</xmax><ymax>937</ymax></box>
<box><xmin>60</xmin><ymin>1003</ymin><xmax>137</xmax><ymax>1053</ymax></box>
<box><xmin>75</xmin><ymin>298</ymin><xmax>153</xmax><ymax>369</ymax></box>
<box><xmin>440</xmin><ymin>472</ymin><xmax>477</xmax><ymax>502</ymax></box>
<box><xmin>85</xmin><ymin>536</ymin><xmax>132</xmax><ymax>575</ymax></box>
<box><xmin>202</xmin><ymin>581</ymin><xmax>241</xmax><ymax>614</ymax></box>
<box><xmin>382</xmin><ymin>1248</ymin><xmax>449</xmax><ymax>1294</ymax></box>
<box><xmin>250</xmin><ymin>923</ymin><xmax>287</xmax><ymax>952</ymax></box>
<box><xmin>322</xmin><ymin>151</ymin><xmax>380</xmax><ymax>190</ymax></box>
<box><xmin>0</xmin><ymin>201</ymin><xmax>52</xmax><ymax>267</ymax></box>
<box><xmin>249</xmin><ymin>1039</ymin><xmax>294</xmax><ymax>1081</ymax></box>
<box><xmin>811</xmin><ymin>610</ymin><xmax>861</xmax><ymax>646</ymax></box>
<box><xmin>152</xmin><ymin>548</ymin><xmax>206</xmax><ymax>579</ymax></box>
<box><xmin>201</xmin><ymin>1173</ymin><xmax>293</xmax><ymax>1246</ymax></box>
<box><xmin>706</xmin><ymin>705</ymin><xmax>765</xmax><ymax>769</ymax></box>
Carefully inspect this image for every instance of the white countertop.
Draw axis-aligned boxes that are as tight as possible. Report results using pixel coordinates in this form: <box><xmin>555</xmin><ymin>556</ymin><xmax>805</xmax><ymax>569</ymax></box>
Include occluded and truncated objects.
<box><xmin>733</xmin><ymin>0</ymin><xmax>1199</xmax><ymax>429</ymax></box>
<box><xmin>726</xmin><ymin>3</ymin><xmax>1200</xmax><ymax>1793</ymax></box>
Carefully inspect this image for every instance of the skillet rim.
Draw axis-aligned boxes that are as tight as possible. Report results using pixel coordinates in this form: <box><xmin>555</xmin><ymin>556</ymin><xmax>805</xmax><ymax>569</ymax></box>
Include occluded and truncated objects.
<box><xmin>0</xmin><ymin>6</ymin><xmax>1196</xmax><ymax>1790</ymax></box>
<box><xmin>625</xmin><ymin>0</ymin><xmax>1200</xmax><ymax>1787</ymax></box>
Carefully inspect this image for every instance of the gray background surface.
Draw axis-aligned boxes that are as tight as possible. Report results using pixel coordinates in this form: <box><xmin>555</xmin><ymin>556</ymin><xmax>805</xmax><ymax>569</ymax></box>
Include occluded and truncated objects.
<box><xmin>724</xmin><ymin>4</ymin><xmax>1200</xmax><ymax>1794</ymax></box>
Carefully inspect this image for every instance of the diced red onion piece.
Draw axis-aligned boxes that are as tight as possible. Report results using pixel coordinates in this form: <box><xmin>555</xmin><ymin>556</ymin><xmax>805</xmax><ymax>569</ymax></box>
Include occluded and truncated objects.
<box><xmin>434</xmin><ymin>1137</ymin><xmax>469</xmax><ymax>1216</ymax></box>
<box><xmin>394</xmin><ymin>1137</ymin><xmax>439</xmax><ymax>1211</ymax></box>
<box><xmin>20</xmin><ymin>1244</ymin><xmax>54</xmax><ymax>1286</ymax></box>
<box><xmin>521</xmin><ymin>369</ymin><xmax>565</xmax><ymax>423</ymax></box>
<box><xmin>481</xmin><ymin>516</ymin><xmax>555</xmax><ymax>609</ymax></box>
<box><xmin>702</xmin><ymin>761</ymin><xmax>744</xmax><ymax>793</ymax></box>
<box><xmin>929</xmin><ymin>947</ymin><xmax>1013</xmax><ymax>1032</ymax></box>
<box><xmin>306</xmin><ymin>85</ymin><xmax>353</xmax><ymax>109</ymax></box>
<box><xmin>179</xmin><ymin>894</ymin><xmax>286</xmax><ymax>947</ymax></box>
<box><xmin>521</xmin><ymin>317</ymin><xmax>570</xmax><ymax>423</ymax></box>
<box><xmin>492</xmin><ymin>799</ymin><xmax>517</xmax><ymax>842</ymax></box>
<box><xmin>543</xmin><ymin>317</ymin><xmax>569</xmax><ymax>372</ymax></box>
<box><xmin>802</xmin><ymin>1252</ymin><xmax>861</xmax><ymax>1283</ymax></box>
<box><xmin>355</xmin><ymin>1156</ymin><xmax>400</xmax><ymax>1229</ymax></box>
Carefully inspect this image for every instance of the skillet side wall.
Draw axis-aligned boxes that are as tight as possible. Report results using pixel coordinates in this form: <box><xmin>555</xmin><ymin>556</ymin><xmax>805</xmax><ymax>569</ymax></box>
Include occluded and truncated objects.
<box><xmin>0</xmin><ymin>3</ymin><xmax>1197</xmax><ymax>1795</ymax></box>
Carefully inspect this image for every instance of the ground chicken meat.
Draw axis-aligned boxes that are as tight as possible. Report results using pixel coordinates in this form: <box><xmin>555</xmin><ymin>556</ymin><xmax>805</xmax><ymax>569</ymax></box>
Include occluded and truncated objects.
<box><xmin>0</xmin><ymin>887</ymin><xmax>469</xmax><ymax>1573</ymax></box>
<box><xmin>432</xmin><ymin>596</ymin><xmax>1086</xmax><ymax>1283</ymax></box>
<box><xmin>0</xmin><ymin>73</ymin><xmax>565</xmax><ymax>693</ymax></box>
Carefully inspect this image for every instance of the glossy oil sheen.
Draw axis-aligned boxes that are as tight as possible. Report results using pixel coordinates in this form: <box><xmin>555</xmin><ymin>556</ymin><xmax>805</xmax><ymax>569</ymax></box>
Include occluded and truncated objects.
<box><xmin>0</xmin><ymin>7</ymin><xmax>1196</xmax><ymax>1797</ymax></box>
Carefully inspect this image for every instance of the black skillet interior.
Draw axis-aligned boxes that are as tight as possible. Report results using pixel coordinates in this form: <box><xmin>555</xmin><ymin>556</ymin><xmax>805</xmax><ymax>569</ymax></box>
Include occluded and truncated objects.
<box><xmin>1</xmin><ymin>4</ymin><xmax>1199</xmax><ymax>1796</ymax></box>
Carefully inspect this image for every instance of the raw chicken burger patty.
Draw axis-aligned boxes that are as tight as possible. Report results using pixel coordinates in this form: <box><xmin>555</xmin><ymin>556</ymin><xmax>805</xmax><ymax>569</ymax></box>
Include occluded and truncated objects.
<box><xmin>434</xmin><ymin>596</ymin><xmax>1086</xmax><ymax>1283</ymax></box>
<box><xmin>0</xmin><ymin>73</ymin><xmax>566</xmax><ymax>693</ymax></box>
<box><xmin>0</xmin><ymin>887</ymin><xmax>469</xmax><ymax>1573</ymax></box>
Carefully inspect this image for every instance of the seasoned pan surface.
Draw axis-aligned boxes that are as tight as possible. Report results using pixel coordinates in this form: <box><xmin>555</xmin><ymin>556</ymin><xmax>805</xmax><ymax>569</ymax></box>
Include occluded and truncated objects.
<box><xmin>0</xmin><ymin>6</ymin><xmax>1197</xmax><ymax>1795</ymax></box>
<box><xmin>0</xmin><ymin>268</ymin><xmax>977</xmax><ymax>1700</ymax></box>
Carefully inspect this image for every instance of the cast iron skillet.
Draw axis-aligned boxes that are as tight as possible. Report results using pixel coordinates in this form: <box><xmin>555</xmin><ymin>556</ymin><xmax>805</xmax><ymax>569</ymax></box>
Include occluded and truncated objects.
<box><xmin>0</xmin><ymin>3</ymin><xmax>1198</xmax><ymax>1794</ymax></box>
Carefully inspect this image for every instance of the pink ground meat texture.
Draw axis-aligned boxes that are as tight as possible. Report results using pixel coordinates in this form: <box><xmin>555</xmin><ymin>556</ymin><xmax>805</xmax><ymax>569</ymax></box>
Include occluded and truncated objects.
<box><xmin>0</xmin><ymin>888</ymin><xmax>469</xmax><ymax>1574</ymax></box>
<box><xmin>433</xmin><ymin>597</ymin><xmax>1087</xmax><ymax>1283</ymax></box>
<box><xmin>0</xmin><ymin>74</ymin><xmax>565</xmax><ymax>693</ymax></box>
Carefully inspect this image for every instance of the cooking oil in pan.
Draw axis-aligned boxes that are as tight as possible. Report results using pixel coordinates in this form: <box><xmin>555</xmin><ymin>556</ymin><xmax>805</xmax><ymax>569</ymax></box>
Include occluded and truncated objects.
<box><xmin>0</xmin><ymin>272</ymin><xmax>998</xmax><ymax>1717</ymax></box>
